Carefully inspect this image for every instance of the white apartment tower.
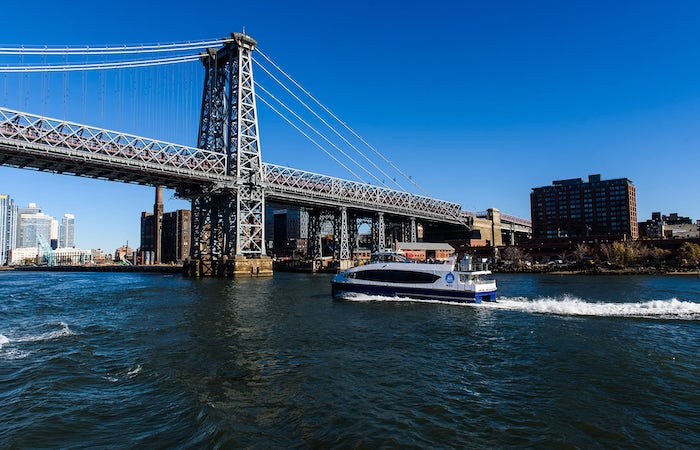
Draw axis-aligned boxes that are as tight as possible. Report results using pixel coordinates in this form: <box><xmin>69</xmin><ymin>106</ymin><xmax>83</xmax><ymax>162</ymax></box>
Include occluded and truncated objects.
<box><xmin>17</xmin><ymin>203</ymin><xmax>53</xmax><ymax>248</ymax></box>
<box><xmin>59</xmin><ymin>214</ymin><xmax>76</xmax><ymax>248</ymax></box>
<box><xmin>0</xmin><ymin>194</ymin><xmax>17</xmax><ymax>265</ymax></box>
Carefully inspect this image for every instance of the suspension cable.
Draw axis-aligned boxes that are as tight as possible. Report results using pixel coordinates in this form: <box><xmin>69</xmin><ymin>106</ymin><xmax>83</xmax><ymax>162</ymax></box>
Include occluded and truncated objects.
<box><xmin>253</xmin><ymin>55</ymin><xmax>407</xmax><ymax>192</ymax></box>
<box><xmin>256</xmin><ymin>81</ymin><xmax>390</xmax><ymax>188</ymax></box>
<box><xmin>256</xmin><ymin>92</ymin><xmax>367</xmax><ymax>183</ymax></box>
<box><xmin>0</xmin><ymin>38</ymin><xmax>229</xmax><ymax>55</ymax></box>
<box><xmin>0</xmin><ymin>54</ymin><xmax>201</xmax><ymax>73</ymax></box>
<box><xmin>256</xmin><ymin>48</ymin><xmax>431</xmax><ymax>196</ymax></box>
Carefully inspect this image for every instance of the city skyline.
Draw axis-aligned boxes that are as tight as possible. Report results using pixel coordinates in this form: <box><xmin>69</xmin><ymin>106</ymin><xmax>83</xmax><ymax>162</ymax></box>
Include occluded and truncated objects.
<box><xmin>1</xmin><ymin>1</ymin><xmax>700</xmax><ymax>252</ymax></box>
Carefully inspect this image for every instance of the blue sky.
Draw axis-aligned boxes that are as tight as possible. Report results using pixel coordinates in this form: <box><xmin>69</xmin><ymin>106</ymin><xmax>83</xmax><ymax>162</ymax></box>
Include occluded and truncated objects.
<box><xmin>1</xmin><ymin>0</ymin><xmax>699</xmax><ymax>251</ymax></box>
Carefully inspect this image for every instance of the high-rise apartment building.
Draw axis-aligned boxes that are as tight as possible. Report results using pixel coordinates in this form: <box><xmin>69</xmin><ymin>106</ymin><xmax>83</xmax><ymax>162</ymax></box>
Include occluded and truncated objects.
<box><xmin>59</xmin><ymin>213</ymin><xmax>76</xmax><ymax>248</ymax></box>
<box><xmin>530</xmin><ymin>174</ymin><xmax>638</xmax><ymax>240</ymax></box>
<box><xmin>0</xmin><ymin>194</ymin><xmax>17</xmax><ymax>265</ymax></box>
<box><xmin>17</xmin><ymin>203</ymin><xmax>55</xmax><ymax>248</ymax></box>
<box><xmin>50</xmin><ymin>218</ymin><xmax>59</xmax><ymax>250</ymax></box>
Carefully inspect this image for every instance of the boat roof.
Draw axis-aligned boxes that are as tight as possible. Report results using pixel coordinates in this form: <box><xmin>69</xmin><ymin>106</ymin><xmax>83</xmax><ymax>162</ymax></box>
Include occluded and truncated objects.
<box><xmin>396</xmin><ymin>242</ymin><xmax>455</xmax><ymax>251</ymax></box>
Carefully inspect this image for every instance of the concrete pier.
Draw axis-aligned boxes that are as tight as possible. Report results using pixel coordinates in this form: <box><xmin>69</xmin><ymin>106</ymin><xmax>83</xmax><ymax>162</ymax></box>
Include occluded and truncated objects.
<box><xmin>183</xmin><ymin>256</ymin><xmax>273</xmax><ymax>278</ymax></box>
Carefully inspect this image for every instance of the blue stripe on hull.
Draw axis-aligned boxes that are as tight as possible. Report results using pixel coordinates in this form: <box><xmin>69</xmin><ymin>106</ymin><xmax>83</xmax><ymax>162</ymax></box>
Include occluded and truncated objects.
<box><xmin>331</xmin><ymin>282</ymin><xmax>496</xmax><ymax>304</ymax></box>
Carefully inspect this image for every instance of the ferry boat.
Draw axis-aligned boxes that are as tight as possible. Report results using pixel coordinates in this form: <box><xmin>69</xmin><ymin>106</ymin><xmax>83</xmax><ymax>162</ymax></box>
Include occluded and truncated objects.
<box><xmin>331</xmin><ymin>252</ymin><xmax>497</xmax><ymax>303</ymax></box>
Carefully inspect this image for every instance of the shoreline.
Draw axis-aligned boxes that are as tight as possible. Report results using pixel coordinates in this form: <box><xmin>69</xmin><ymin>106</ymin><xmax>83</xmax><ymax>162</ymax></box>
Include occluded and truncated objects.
<box><xmin>5</xmin><ymin>265</ymin><xmax>182</xmax><ymax>274</ymax></box>
<box><xmin>493</xmin><ymin>267</ymin><xmax>700</xmax><ymax>276</ymax></box>
<box><xmin>2</xmin><ymin>265</ymin><xmax>699</xmax><ymax>277</ymax></box>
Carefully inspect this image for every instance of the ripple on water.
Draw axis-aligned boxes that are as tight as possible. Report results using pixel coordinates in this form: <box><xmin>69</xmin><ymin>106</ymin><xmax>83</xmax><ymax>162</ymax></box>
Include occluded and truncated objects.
<box><xmin>0</xmin><ymin>271</ymin><xmax>699</xmax><ymax>448</ymax></box>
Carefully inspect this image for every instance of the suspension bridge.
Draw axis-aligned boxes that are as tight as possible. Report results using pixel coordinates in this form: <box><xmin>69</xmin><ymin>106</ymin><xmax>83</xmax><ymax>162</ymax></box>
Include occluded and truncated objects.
<box><xmin>0</xmin><ymin>32</ymin><xmax>529</xmax><ymax>276</ymax></box>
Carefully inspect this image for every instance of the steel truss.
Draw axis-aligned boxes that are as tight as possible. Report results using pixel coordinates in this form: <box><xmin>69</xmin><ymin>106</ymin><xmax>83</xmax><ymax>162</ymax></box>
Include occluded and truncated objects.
<box><xmin>373</xmin><ymin>212</ymin><xmax>386</xmax><ymax>251</ymax></box>
<box><xmin>192</xmin><ymin>33</ymin><xmax>266</xmax><ymax>258</ymax></box>
<box><xmin>336</xmin><ymin>207</ymin><xmax>350</xmax><ymax>260</ymax></box>
<box><xmin>0</xmin><ymin>107</ymin><xmax>227</xmax><ymax>189</ymax></box>
<box><xmin>263</xmin><ymin>163</ymin><xmax>463</xmax><ymax>223</ymax></box>
<box><xmin>0</xmin><ymin>107</ymin><xmax>471</xmax><ymax>230</ymax></box>
<box><xmin>409</xmin><ymin>217</ymin><xmax>417</xmax><ymax>243</ymax></box>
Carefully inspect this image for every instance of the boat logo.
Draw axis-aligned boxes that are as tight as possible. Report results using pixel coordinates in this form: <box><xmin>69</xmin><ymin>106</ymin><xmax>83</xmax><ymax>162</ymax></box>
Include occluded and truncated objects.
<box><xmin>445</xmin><ymin>272</ymin><xmax>455</xmax><ymax>284</ymax></box>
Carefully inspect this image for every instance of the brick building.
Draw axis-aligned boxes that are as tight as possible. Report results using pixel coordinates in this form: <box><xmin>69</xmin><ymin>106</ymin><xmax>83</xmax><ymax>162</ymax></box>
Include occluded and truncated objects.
<box><xmin>530</xmin><ymin>174</ymin><xmax>638</xmax><ymax>240</ymax></box>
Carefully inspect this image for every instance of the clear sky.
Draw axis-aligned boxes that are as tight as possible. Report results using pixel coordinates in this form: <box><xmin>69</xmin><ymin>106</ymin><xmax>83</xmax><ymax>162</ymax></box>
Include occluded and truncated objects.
<box><xmin>1</xmin><ymin>0</ymin><xmax>699</xmax><ymax>252</ymax></box>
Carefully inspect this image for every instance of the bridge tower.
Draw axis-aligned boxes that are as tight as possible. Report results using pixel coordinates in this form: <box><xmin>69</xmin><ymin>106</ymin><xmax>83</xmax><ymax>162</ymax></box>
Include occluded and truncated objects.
<box><xmin>185</xmin><ymin>32</ymin><xmax>272</xmax><ymax>277</ymax></box>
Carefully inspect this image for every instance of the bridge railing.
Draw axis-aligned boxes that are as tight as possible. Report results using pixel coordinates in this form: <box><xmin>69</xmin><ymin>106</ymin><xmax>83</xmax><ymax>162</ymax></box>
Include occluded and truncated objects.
<box><xmin>0</xmin><ymin>107</ymin><xmax>227</xmax><ymax>177</ymax></box>
<box><xmin>500</xmin><ymin>213</ymin><xmax>532</xmax><ymax>227</ymax></box>
<box><xmin>264</xmin><ymin>163</ymin><xmax>464</xmax><ymax>221</ymax></box>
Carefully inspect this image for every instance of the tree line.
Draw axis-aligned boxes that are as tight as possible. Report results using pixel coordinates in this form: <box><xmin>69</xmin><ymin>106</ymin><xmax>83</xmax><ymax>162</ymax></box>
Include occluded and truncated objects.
<box><xmin>499</xmin><ymin>241</ymin><xmax>700</xmax><ymax>270</ymax></box>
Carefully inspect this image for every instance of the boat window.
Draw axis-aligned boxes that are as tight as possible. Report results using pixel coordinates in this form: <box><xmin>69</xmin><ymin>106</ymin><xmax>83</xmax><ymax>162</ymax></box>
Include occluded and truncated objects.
<box><xmin>352</xmin><ymin>270</ymin><xmax>440</xmax><ymax>284</ymax></box>
<box><xmin>370</xmin><ymin>252</ymin><xmax>415</xmax><ymax>263</ymax></box>
<box><xmin>458</xmin><ymin>274</ymin><xmax>469</xmax><ymax>283</ymax></box>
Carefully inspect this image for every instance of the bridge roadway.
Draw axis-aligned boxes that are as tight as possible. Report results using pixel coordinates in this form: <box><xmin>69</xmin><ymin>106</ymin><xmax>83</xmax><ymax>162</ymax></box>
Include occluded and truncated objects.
<box><xmin>0</xmin><ymin>107</ymin><xmax>465</xmax><ymax>224</ymax></box>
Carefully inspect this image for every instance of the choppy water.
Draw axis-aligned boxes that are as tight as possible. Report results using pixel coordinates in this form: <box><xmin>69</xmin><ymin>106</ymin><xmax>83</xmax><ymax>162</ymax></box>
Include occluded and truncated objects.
<box><xmin>1</xmin><ymin>271</ymin><xmax>699</xmax><ymax>448</ymax></box>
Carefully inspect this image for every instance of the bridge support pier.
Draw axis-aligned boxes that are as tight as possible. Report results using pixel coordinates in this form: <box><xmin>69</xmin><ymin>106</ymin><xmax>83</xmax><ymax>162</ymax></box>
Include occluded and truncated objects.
<box><xmin>182</xmin><ymin>32</ymin><xmax>274</xmax><ymax>277</ymax></box>
<box><xmin>400</xmin><ymin>217</ymin><xmax>417</xmax><ymax>243</ymax></box>
<box><xmin>183</xmin><ymin>255</ymin><xmax>272</xmax><ymax>278</ymax></box>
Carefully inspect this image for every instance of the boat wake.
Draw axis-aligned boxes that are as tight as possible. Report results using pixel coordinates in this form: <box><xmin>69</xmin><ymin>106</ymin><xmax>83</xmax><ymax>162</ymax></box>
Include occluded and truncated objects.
<box><xmin>340</xmin><ymin>293</ymin><xmax>700</xmax><ymax>320</ymax></box>
<box><xmin>485</xmin><ymin>296</ymin><xmax>700</xmax><ymax>320</ymax></box>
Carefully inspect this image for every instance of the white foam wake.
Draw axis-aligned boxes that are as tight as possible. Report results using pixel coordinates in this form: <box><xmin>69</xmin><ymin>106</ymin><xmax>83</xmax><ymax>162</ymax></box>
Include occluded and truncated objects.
<box><xmin>127</xmin><ymin>365</ymin><xmax>142</xmax><ymax>377</ymax></box>
<box><xmin>0</xmin><ymin>334</ymin><xmax>9</xmax><ymax>348</ymax></box>
<box><xmin>14</xmin><ymin>322</ymin><xmax>74</xmax><ymax>343</ymax></box>
<box><xmin>484</xmin><ymin>296</ymin><xmax>700</xmax><ymax>320</ymax></box>
<box><xmin>340</xmin><ymin>293</ymin><xmax>700</xmax><ymax>320</ymax></box>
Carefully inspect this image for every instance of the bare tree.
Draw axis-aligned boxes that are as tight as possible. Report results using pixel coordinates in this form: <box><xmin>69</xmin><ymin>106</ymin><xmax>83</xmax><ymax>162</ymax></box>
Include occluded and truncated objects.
<box><xmin>572</xmin><ymin>243</ymin><xmax>589</xmax><ymax>262</ymax></box>
<box><xmin>501</xmin><ymin>246</ymin><xmax>526</xmax><ymax>265</ymax></box>
<box><xmin>598</xmin><ymin>243</ymin><xmax>612</xmax><ymax>263</ymax></box>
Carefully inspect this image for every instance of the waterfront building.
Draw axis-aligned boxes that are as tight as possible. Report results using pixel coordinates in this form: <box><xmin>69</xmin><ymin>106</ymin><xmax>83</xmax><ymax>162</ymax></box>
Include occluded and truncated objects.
<box><xmin>138</xmin><ymin>186</ymin><xmax>166</xmax><ymax>264</ymax></box>
<box><xmin>138</xmin><ymin>187</ymin><xmax>190</xmax><ymax>265</ymax></box>
<box><xmin>114</xmin><ymin>244</ymin><xmax>134</xmax><ymax>263</ymax></box>
<box><xmin>266</xmin><ymin>205</ymin><xmax>309</xmax><ymax>257</ymax></box>
<box><xmin>530</xmin><ymin>174</ymin><xmax>638</xmax><ymax>240</ymax></box>
<box><xmin>50</xmin><ymin>218</ymin><xmax>59</xmax><ymax>249</ymax></box>
<box><xmin>639</xmin><ymin>212</ymin><xmax>698</xmax><ymax>239</ymax></box>
<box><xmin>15</xmin><ymin>203</ymin><xmax>41</xmax><ymax>247</ymax></box>
<box><xmin>161</xmin><ymin>210</ymin><xmax>191</xmax><ymax>264</ymax></box>
<box><xmin>139</xmin><ymin>211</ymin><xmax>155</xmax><ymax>264</ymax></box>
<box><xmin>0</xmin><ymin>194</ymin><xmax>17</xmax><ymax>265</ymax></box>
<box><xmin>663</xmin><ymin>223</ymin><xmax>700</xmax><ymax>239</ymax></box>
<box><xmin>91</xmin><ymin>248</ymin><xmax>108</xmax><ymax>264</ymax></box>
<box><xmin>639</xmin><ymin>212</ymin><xmax>665</xmax><ymax>238</ymax></box>
<box><xmin>59</xmin><ymin>213</ymin><xmax>75</xmax><ymax>248</ymax></box>
<box><xmin>663</xmin><ymin>212</ymin><xmax>692</xmax><ymax>225</ymax></box>
<box><xmin>18</xmin><ymin>206</ymin><xmax>55</xmax><ymax>248</ymax></box>
<box><xmin>54</xmin><ymin>247</ymin><xmax>93</xmax><ymax>265</ymax></box>
<box><xmin>8</xmin><ymin>247</ymin><xmax>39</xmax><ymax>265</ymax></box>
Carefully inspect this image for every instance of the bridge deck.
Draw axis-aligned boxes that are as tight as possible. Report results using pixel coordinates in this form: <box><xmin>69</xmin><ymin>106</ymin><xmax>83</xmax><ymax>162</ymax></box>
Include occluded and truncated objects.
<box><xmin>0</xmin><ymin>107</ymin><xmax>468</xmax><ymax>224</ymax></box>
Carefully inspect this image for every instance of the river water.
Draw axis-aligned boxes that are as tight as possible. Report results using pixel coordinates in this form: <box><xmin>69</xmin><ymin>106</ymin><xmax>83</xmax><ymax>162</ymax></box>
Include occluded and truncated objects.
<box><xmin>1</xmin><ymin>270</ymin><xmax>699</xmax><ymax>448</ymax></box>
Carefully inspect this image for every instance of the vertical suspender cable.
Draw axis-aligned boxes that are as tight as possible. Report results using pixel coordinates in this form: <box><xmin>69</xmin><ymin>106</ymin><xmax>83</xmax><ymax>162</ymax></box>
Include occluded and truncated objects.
<box><xmin>81</xmin><ymin>56</ymin><xmax>86</xmax><ymax>123</ymax></box>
